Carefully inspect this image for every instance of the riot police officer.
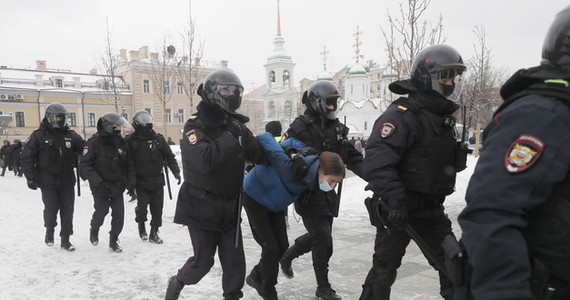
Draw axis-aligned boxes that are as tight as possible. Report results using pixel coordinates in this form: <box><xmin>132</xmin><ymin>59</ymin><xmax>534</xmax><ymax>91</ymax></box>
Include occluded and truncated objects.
<box><xmin>359</xmin><ymin>44</ymin><xmax>468</xmax><ymax>300</ymax></box>
<box><xmin>21</xmin><ymin>102</ymin><xmax>85</xmax><ymax>251</ymax></box>
<box><xmin>277</xmin><ymin>80</ymin><xmax>364</xmax><ymax>300</ymax></box>
<box><xmin>1</xmin><ymin>140</ymin><xmax>12</xmax><ymax>176</ymax></box>
<box><xmin>126</xmin><ymin>110</ymin><xmax>181</xmax><ymax>244</ymax></box>
<box><xmin>80</xmin><ymin>112</ymin><xmax>134</xmax><ymax>253</ymax></box>
<box><xmin>165</xmin><ymin>69</ymin><xmax>265</xmax><ymax>300</ymax></box>
<box><xmin>458</xmin><ymin>6</ymin><xmax>570</xmax><ymax>300</ymax></box>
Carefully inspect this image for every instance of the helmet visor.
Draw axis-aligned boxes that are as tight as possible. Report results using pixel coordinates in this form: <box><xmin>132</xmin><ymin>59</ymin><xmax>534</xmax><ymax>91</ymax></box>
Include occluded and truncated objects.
<box><xmin>49</xmin><ymin>113</ymin><xmax>69</xmax><ymax>128</ymax></box>
<box><xmin>212</xmin><ymin>84</ymin><xmax>244</xmax><ymax>112</ymax></box>
<box><xmin>319</xmin><ymin>97</ymin><xmax>339</xmax><ymax>119</ymax></box>
<box><xmin>134</xmin><ymin>113</ymin><xmax>153</xmax><ymax>126</ymax></box>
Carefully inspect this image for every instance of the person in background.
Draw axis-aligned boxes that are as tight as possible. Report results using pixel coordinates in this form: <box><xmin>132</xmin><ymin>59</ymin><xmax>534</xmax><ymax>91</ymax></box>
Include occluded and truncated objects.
<box><xmin>265</xmin><ymin>120</ymin><xmax>283</xmax><ymax>142</ymax></box>
<box><xmin>167</xmin><ymin>137</ymin><xmax>176</xmax><ymax>145</ymax></box>
<box><xmin>244</xmin><ymin>131</ymin><xmax>344</xmax><ymax>300</ymax></box>
<box><xmin>354</xmin><ymin>137</ymin><xmax>363</xmax><ymax>153</ymax></box>
<box><xmin>0</xmin><ymin>140</ymin><xmax>12</xmax><ymax>176</ymax></box>
<box><xmin>165</xmin><ymin>70</ymin><xmax>265</xmax><ymax>300</ymax></box>
<box><xmin>21</xmin><ymin>102</ymin><xmax>85</xmax><ymax>251</ymax></box>
<box><xmin>279</xmin><ymin>80</ymin><xmax>364</xmax><ymax>300</ymax></box>
<box><xmin>80</xmin><ymin>112</ymin><xmax>134</xmax><ymax>253</ymax></box>
<box><xmin>457</xmin><ymin>5</ymin><xmax>570</xmax><ymax>299</ymax></box>
<box><xmin>359</xmin><ymin>44</ymin><xmax>468</xmax><ymax>300</ymax></box>
<box><xmin>126</xmin><ymin>110</ymin><xmax>181</xmax><ymax>244</ymax></box>
<box><xmin>11</xmin><ymin>139</ymin><xmax>23</xmax><ymax>177</ymax></box>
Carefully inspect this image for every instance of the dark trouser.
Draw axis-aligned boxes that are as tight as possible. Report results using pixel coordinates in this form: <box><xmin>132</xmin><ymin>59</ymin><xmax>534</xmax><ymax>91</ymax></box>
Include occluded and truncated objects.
<box><xmin>243</xmin><ymin>192</ymin><xmax>289</xmax><ymax>296</ymax></box>
<box><xmin>41</xmin><ymin>185</ymin><xmax>75</xmax><ymax>236</ymax></box>
<box><xmin>1</xmin><ymin>159</ymin><xmax>10</xmax><ymax>175</ymax></box>
<box><xmin>293</xmin><ymin>214</ymin><xmax>334</xmax><ymax>288</ymax></box>
<box><xmin>13</xmin><ymin>160</ymin><xmax>21</xmax><ymax>176</ymax></box>
<box><xmin>91</xmin><ymin>194</ymin><xmax>125</xmax><ymax>236</ymax></box>
<box><xmin>361</xmin><ymin>206</ymin><xmax>454</xmax><ymax>300</ymax></box>
<box><xmin>135</xmin><ymin>186</ymin><xmax>164</xmax><ymax>227</ymax></box>
<box><xmin>177</xmin><ymin>226</ymin><xmax>245</xmax><ymax>299</ymax></box>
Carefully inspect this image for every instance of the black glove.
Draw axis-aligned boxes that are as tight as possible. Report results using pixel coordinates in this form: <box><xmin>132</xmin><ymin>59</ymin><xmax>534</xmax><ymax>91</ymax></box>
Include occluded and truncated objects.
<box><xmin>27</xmin><ymin>180</ymin><xmax>38</xmax><ymax>190</ymax></box>
<box><xmin>387</xmin><ymin>209</ymin><xmax>408</xmax><ymax>230</ymax></box>
<box><xmin>226</xmin><ymin>118</ymin><xmax>242</xmax><ymax>139</ymax></box>
<box><xmin>301</xmin><ymin>146</ymin><xmax>318</xmax><ymax>156</ymax></box>
<box><xmin>174</xmin><ymin>173</ymin><xmax>182</xmax><ymax>185</ymax></box>
<box><xmin>292</xmin><ymin>155</ymin><xmax>308</xmax><ymax>181</ymax></box>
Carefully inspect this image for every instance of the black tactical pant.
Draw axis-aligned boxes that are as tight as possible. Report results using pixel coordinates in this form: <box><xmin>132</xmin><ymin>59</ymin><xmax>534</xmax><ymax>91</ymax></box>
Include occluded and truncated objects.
<box><xmin>135</xmin><ymin>186</ymin><xmax>164</xmax><ymax>227</ymax></box>
<box><xmin>293</xmin><ymin>214</ymin><xmax>334</xmax><ymax>288</ymax></box>
<box><xmin>243</xmin><ymin>192</ymin><xmax>289</xmax><ymax>297</ymax></box>
<box><xmin>41</xmin><ymin>185</ymin><xmax>75</xmax><ymax>236</ymax></box>
<box><xmin>177</xmin><ymin>225</ymin><xmax>245</xmax><ymax>299</ymax></box>
<box><xmin>361</xmin><ymin>206</ymin><xmax>454</xmax><ymax>300</ymax></box>
<box><xmin>91</xmin><ymin>194</ymin><xmax>125</xmax><ymax>236</ymax></box>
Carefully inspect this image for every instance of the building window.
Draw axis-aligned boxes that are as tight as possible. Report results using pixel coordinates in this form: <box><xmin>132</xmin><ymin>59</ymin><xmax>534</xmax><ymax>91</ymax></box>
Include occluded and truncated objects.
<box><xmin>143</xmin><ymin>79</ymin><xmax>150</xmax><ymax>93</ymax></box>
<box><xmin>69</xmin><ymin>112</ymin><xmax>77</xmax><ymax>127</ymax></box>
<box><xmin>55</xmin><ymin>79</ymin><xmax>63</xmax><ymax>87</ymax></box>
<box><xmin>164</xmin><ymin>81</ymin><xmax>170</xmax><ymax>95</ymax></box>
<box><xmin>177</xmin><ymin>82</ymin><xmax>183</xmax><ymax>95</ymax></box>
<box><xmin>364</xmin><ymin>121</ymin><xmax>368</xmax><ymax>131</ymax></box>
<box><xmin>87</xmin><ymin>113</ymin><xmax>96</xmax><ymax>127</ymax></box>
<box><xmin>165</xmin><ymin>108</ymin><xmax>172</xmax><ymax>123</ymax></box>
<box><xmin>177</xmin><ymin>108</ymin><xmax>185</xmax><ymax>123</ymax></box>
<box><xmin>15</xmin><ymin>112</ymin><xmax>25</xmax><ymax>127</ymax></box>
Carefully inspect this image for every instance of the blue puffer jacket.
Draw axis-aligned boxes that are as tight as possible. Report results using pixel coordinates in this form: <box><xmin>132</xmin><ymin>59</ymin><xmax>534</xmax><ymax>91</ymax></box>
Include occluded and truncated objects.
<box><xmin>243</xmin><ymin>132</ymin><xmax>319</xmax><ymax>212</ymax></box>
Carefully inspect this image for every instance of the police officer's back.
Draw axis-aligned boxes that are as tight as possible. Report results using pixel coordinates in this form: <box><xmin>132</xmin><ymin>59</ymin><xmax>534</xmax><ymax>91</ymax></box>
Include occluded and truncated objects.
<box><xmin>458</xmin><ymin>6</ymin><xmax>570</xmax><ymax>300</ymax></box>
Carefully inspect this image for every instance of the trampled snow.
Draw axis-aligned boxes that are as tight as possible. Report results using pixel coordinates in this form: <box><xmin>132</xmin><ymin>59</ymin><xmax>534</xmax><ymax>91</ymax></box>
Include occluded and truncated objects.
<box><xmin>0</xmin><ymin>149</ymin><xmax>477</xmax><ymax>300</ymax></box>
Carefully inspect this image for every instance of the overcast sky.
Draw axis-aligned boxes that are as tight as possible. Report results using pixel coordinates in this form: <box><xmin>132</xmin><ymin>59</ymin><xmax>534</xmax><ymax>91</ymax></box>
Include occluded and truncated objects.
<box><xmin>1</xmin><ymin>0</ymin><xmax>568</xmax><ymax>92</ymax></box>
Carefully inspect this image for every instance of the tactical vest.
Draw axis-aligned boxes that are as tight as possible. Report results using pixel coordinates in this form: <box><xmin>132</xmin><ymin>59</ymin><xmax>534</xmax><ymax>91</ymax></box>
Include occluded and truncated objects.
<box><xmin>90</xmin><ymin>135</ymin><xmax>128</xmax><ymax>182</ymax></box>
<box><xmin>128</xmin><ymin>135</ymin><xmax>164</xmax><ymax>177</ymax></box>
<box><xmin>36</xmin><ymin>129</ymin><xmax>76</xmax><ymax>175</ymax></box>
<box><xmin>394</xmin><ymin>98</ymin><xmax>458</xmax><ymax>196</ymax></box>
<box><xmin>292</xmin><ymin>115</ymin><xmax>349</xmax><ymax>160</ymax></box>
<box><xmin>182</xmin><ymin>117</ymin><xmax>245</xmax><ymax>195</ymax></box>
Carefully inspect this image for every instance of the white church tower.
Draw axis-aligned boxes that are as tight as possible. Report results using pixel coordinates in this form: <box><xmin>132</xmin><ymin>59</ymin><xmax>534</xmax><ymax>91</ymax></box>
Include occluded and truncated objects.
<box><xmin>263</xmin><ymin>0</ymin><xmax>299</xmax><ymax>128</ymax></box>
<box><xmin>345</xmin><ymin>26</ymin><xmax>370</xmax><ymax>102</ymax></box>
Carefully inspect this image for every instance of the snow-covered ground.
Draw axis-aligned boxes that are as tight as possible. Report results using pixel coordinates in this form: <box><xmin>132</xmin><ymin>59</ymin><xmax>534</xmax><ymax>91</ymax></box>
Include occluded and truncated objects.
<box><xmin>0</xmin><ymin>148</ymin><xmax>477</xmax><ymax>300</ymax></box>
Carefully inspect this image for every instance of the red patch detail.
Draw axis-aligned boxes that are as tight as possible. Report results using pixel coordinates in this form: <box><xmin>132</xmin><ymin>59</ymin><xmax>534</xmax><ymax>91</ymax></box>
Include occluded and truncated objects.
<box><xmin>185</xmin><ymin>129</ymin><xmax>199</xmax><ymax>145</ymax></box>
<box><xmin>504</xmin><ymin>134</ymin><xmax>544</xmax><ymax>173</ymax></box>
<box><xmin>380</xmin><ymin>122</ymin><xmax>396</xmax><ymax>138</ymax></box>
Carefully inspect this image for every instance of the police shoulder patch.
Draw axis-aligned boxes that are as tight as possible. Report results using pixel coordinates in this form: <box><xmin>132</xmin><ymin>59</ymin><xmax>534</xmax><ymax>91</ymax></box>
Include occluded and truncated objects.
<box><xmin>185</xmin><ymin>129</ymin><xmax>199</xmax><ymax>145</ymax></box>
<box><xmin>380</xmin><ymin>122</ymin><xmax>396</xmax><ymax>138</ymax></box>
<box><xmin>505</xmin><ymin>134</ymin><xmax>545</xmax><ymax>173</ymax></box>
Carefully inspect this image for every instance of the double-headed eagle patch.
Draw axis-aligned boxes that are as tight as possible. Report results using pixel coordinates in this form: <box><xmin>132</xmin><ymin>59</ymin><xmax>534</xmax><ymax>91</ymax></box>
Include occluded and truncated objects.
<box><xmin>505</xmin><ymin>134</ymin><xmax>544</xmax><ymax>173</ymax></box>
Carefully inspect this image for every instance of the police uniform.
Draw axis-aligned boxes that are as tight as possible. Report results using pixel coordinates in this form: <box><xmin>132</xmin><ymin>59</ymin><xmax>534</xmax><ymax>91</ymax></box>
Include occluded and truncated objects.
<box><xmin>458</xmin><ymin>66</ymin><xmax>570</xmax><ymax>300</ymax></box>
<box><xmin>173</xmin><ymin>101</ymin><xmax>263</xmax><ymax>300</ymax></box>
<box><xmin>283</xmin><ymin>111</ymin><xmax>363</xmax><ymax>291</ymax></box>
<box><xmin>361</xmin><ymin>84</ymin><xmax>464</xmax><ymax>299</ymax></box>
<box><xmin>126</xmin><ymin>130</ymin><xmax>179</xmax><ymax>232</ymax></box>
<box><xmin>21</xmin><ymin>119</ymin><xmax>85</xmax><ymax>240</ymax></box>
<box><xmin>80</xmin><ymin>132</ymin><xmax>134</xmax><ymax>239</ymax></box>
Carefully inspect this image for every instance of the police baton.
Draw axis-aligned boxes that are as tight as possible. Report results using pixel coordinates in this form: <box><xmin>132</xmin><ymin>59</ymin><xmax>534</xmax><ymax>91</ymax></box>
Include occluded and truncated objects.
<box><xmin>377</xmin><ymin>198</ymin><xmax>451</xmax><ymax>280</ymax></box>
<box><xmin>76</xmin><ymin>156</ymin><xmax>81</xmax><ymax>197</ymax></box>
<box><xmin>164</xmin><ymin>163</ymin><xmax>172</xmax><ymax>200</ymax></box>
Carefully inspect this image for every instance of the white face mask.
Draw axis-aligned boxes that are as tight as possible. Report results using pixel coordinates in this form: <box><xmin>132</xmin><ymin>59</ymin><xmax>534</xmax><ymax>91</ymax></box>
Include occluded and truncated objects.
<box><xmin>319</xmin><ymin>180</ymin><xmax>333</xmax><ymax>192</ymax></box>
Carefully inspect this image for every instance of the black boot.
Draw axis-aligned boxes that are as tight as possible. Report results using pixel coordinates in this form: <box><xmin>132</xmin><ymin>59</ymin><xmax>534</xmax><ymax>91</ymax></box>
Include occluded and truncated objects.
<box><xmin>165</xmin><ymin>275</ymin><xmax>184</xmax><ymax>300</ymax></box>
<box><xmin>61</xmin><ymin>235</ymin><xmax>75</xmax><ymax>252</ymax></box>
<box><xmin>246</xmin><ymin>266</ymin><xmax>264</xmax><ymax>298</ymax></box>
<box><xmin>109</xmin><ymin>233</ymin><xmax>123</xmax><ymax>253</ymax></box>
<box><xmin>316</xmin><ymin>285</ymin><xmax>342</xmax><ymax>300</ymax></box>
<box><xmin>280</xmin><ymin>244</ymin><xmax>302</xmax><ymax>278</ymax></box>
<box><xmin>90</xmin><ymin>228</ymin><xmax>99</xmax><ymax>246</ymax></box>
<box><xmin>138</xmin><ymin>222</ymin><xmax>148</xmax><ymax>241</ymax></box>
<box><xmin>45</xmin><ymin>228</ymin><xmax>54</xmax><ymax>247</ymax></box>
<box><xmin>149</xmin><ymin>226</ymin><xmax>163</xmax><ymax>244</ymax></box>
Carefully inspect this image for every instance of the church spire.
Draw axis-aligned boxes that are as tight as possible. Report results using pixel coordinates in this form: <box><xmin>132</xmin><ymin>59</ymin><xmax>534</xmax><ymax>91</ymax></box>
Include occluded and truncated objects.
<box><xmin>277</xmin><ymin>0</ymin><xmax>282</xmax><ymax>37</ymax></box>
<box><xmin>320</xmin><ymin>46</ymin><xmax>329</xmax><ymax>71</ymax></box>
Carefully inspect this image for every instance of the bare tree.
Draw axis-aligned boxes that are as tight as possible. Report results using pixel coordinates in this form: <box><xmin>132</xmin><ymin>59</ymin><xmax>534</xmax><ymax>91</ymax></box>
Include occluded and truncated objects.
<box><xmin>174</xmin><ymin>0</ymin><xmax>204</xmax><ymax>112</ymax></box>
<box><xmin>461</xmin><ymin>25</ymin><xmax>507</xmax><ymax>128</ymax></box>
<box><xmin>381</xmin><ymin>0</ymin><xmax>446</xmax><ymax>80</ymax></box>
<box><xmin>95</xmin><ymin>16</ymin><xmax>128</xmax><ymax>113</ymax></box>
<box><xmin>143</xmin><ymin>38</ymin><xmax>177</xmax><ymax>139</ymax></box>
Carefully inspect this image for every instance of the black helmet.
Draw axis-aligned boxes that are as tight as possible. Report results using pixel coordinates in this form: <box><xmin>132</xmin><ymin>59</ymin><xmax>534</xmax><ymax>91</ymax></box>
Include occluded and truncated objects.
<box><xmin>197</xmin><ymin>69</ymin><xmax>244</xmax><ymax>112</ymax></box>
<box><xmin>97</xmin><ymin>112</ymin><xmax>130</xmax><ymax>136</ymax></box>
<box><xmin>542</xmin><ymin>5</ymin><xmax>570</xmax><ymax>71</ymax></box>
<box><xmin>45</xmin><ymin>102</ymin><xmax>69</xmax><ymax>128</ymax></box>
<box><xmin>410</xmin><ymin>44</ymin><xmax>466</xmax><ymax>97</ymax></box>
<box><xmin>132</xmin><ymin>110</ymin><xmax>153</xmax><ymax>130</ymax></box>
<box><xmin>303</xmin><ymin>81</ymin><xmax>341</xmax><ymax>119</ymax></box>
